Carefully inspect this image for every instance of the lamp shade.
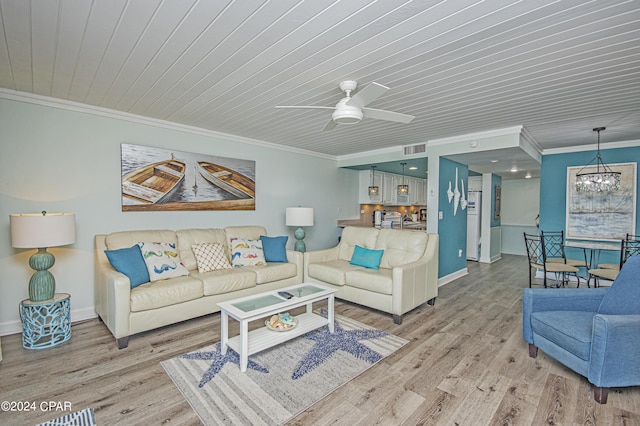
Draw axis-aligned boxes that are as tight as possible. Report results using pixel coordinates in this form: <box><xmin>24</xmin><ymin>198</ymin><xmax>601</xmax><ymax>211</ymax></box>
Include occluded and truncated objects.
<box><xmin>10</xmin><ymin>212</ymin><xmax>76</xmax><ymax>248</ymax></box>
<box><xmin>285</xmin><ymin>207</ymin><xmax>314</xmax><ymax>227</ymax></box>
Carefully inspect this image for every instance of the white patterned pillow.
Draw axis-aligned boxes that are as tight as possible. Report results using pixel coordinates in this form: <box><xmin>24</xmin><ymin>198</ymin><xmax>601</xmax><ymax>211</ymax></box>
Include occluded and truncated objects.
<box><xmin>230</xmin><ymin>237</ymin><xmax>266</xmax><ymax>267</ymax></box>
<box><xmin>191</xmin><ymin>243</ymin><xmax>232</xmax><ymax>273</ymax></box>
<box><xmin>137</xmin><ymin>242</ymin><xmax>190</xmax><ymax>282</ymax></box>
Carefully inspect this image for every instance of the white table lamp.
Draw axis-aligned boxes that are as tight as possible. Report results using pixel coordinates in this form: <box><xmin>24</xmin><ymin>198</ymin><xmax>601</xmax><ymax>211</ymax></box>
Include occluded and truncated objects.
<box><xmin>10</xmin><ymin>211</ymin><xmax>76</xmax><ymax>301</ymax></box>
<box><xmin>286</xmin><ymin>207</ymin><xmax>314</xmax><ymax>252</ymax></box>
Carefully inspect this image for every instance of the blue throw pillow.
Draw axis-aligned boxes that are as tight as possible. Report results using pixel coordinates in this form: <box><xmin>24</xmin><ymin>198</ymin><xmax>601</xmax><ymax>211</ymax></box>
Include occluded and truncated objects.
<box><xmin>104</xmin><ymin>245</ymin><xmax>150</xmax><ymax>288</ymax></box>
<box><xmin>260</xmin><ymin>235</ymin><xmax>288</xmax><ymax>262</ymax></box>
<box><xmin>350</xmin><ymin>245</ymin><xmax>384</xmax><ymax>269</ymax></box>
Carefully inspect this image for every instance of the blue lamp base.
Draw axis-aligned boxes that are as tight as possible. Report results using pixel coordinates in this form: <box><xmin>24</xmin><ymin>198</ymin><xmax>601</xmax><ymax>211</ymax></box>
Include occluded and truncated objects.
<box><xmin>28</xmin><ymin>248</ymin><xmax>56</xmax><ymax>302</ymax></box>
<box><xmin>294</xmin><ymin>227</ymin><xmax>306</xmax><ymax>252</ymax></box>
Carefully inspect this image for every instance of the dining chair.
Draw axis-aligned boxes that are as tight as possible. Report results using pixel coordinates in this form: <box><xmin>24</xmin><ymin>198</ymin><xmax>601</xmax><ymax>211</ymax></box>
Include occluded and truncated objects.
<box><xmin>588</xmin><ymin>234</ymin><xmax>640</xmax><ymax>287</ymax></box>
<box><xmin>541</xmin><ymin>230</ymin><xmax>588</xmax><ymax>286</ymax></box>
<box><xmin>523</xmin><ymin>232</ymin><xmax>580</xmax><ymax>288</ymax></box>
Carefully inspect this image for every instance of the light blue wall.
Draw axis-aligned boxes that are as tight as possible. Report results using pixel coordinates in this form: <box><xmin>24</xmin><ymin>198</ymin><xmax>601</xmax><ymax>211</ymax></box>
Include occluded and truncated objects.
<box><xmin>0</xmin><ymin>98</ymin><xmax>358</xmax><ymax>330</ymax></box>
<box><xmin>540</xmin><ymin>147</ymin><xmax>640</xmax><ymax>265</ymax></box>
<box><xmin>438</xmin><ymin>158</ymin><xmax>468</xmax><ymax>277</ymax></box>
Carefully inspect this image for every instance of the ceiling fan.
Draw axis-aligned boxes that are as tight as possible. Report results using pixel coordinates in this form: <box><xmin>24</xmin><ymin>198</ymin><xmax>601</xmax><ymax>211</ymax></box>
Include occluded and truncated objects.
<box><xmin>275</xmin><ymin>81</ymin><xmax>415</xmax><ymax>131</ymax></box>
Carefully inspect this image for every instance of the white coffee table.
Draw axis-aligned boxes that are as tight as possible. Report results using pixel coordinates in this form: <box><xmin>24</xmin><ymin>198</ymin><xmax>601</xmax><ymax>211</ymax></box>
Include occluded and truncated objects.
<box><xmin>217</xmin><ymin>282</ymin><xmax>336</xmax><ymax>372</ymax></box>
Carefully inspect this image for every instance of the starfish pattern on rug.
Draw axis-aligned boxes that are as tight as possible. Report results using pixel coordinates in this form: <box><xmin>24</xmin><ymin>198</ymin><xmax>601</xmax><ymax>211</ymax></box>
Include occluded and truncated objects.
<box><xmin>292</xmin><ymin>317</ymin><xmax>389</xmax><ymax>380</ymax></box>
<box><xmin>179</xmin><ymin>343</ymin><xmax>269</xmax><ymax>387</ymax></box>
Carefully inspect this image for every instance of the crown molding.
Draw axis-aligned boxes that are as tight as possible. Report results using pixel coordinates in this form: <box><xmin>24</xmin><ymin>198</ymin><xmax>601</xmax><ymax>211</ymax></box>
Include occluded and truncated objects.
<box><xmin>543</xmin><ymin>139</ymin><xmax>640</xmax><ymax>155</ymax></box>
<box><xmin>0</xmin><ymin>89</ymin><xmax>335</xmax><ymax>160</ymax></box>
<box><xmin>428</xmin><ymin>126</ymin><xmax>524</xmax><ymax>146</ymax></box>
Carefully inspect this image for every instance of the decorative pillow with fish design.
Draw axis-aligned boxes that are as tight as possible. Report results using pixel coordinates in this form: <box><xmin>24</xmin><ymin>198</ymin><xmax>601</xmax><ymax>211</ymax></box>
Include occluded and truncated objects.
<box><xmin>229</xmin><ymin>237</ymin><xmax>266</xmax><ymax>267</ymax></box>
<box><xmin>137</xmin><ymin>241</ymin><xmax>190</xmax><ymax>282</ymax></box>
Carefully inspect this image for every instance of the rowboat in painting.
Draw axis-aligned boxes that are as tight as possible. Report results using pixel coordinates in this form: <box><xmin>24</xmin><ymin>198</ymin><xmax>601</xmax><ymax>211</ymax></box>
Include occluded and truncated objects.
<box><xmin>196</xmin><ymin>161</ymin><xmax>255</xmax><ymax>199</ymax></box>
<box><xmin>122</xmin><ymin>156</ymin><xmax>186</xmax><ymax>204</ymax></box>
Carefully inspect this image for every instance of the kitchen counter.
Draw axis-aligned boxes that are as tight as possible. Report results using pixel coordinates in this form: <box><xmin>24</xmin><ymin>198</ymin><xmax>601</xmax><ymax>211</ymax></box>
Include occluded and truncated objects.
<box><xmin>337</xmin><ymin>219</ymin><xmax>426</xmax><ymax>230</ymax></box>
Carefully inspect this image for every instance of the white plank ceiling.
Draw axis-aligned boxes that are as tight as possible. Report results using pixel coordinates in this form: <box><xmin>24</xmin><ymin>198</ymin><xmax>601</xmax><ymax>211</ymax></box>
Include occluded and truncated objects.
<box><xmin>1</xmin><ymin>0</ymin><xmax>639</xmax><ymax>177</ymax></box>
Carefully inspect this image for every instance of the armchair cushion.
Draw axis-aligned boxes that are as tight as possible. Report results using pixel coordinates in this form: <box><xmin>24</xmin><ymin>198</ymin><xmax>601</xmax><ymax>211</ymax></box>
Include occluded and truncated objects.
<box><xmin>598</xmin><ymin>256</ymin><xmax>640</xmax><ymax>315</ymax></box>
<box><xmin>531</xmin><ymin>311</ymin><xmax>596</xmax><ymax>360</ymax></box>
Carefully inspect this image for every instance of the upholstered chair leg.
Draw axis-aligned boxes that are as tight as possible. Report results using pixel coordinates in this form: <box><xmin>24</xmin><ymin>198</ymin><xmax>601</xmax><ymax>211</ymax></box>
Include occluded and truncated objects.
<box><xmin>528</xmin><ymin>344</ymin><xmax>538</xmax><ymax>358</ymax></box>
<box><xmin>117</xmin><ymin>336</ymin><xmax>129</xmax><ymax>349</ymax></box>
<box><xmin>594</xmin><ymin>387</ymin><xmax>608</xmax><ymax>404</ymax></box>
<box><xmin>393</xmin><ymin>314</ymin><xmax>403</xmax><ymax>325</ymax></box>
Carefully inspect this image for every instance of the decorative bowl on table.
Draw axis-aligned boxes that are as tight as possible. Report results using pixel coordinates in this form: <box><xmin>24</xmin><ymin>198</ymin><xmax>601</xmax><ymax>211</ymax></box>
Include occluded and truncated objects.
<box><xmin>265</xmin><ymin>313</ymin><xmax>297</xmax><ymax>331</ymax></box>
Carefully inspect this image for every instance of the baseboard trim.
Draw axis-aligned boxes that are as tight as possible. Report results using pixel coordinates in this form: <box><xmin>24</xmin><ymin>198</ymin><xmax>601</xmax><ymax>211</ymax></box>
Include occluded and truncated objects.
<box><xmin>438</xmin><ymin>268</ymin><xmax>469</xmax><ymax>287</ymax></box>
<box><xmin>0</xmin><ymin>306</ymin><xmax>97</xmax><ymax>336</ymax></box>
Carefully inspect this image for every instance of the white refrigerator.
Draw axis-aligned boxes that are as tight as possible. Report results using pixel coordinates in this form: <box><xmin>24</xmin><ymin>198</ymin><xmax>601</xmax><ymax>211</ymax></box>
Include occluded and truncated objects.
<box><xmin>466</xmin><ymin>191</ymin><xmax>482</xmax><ymax>261</ymax></box>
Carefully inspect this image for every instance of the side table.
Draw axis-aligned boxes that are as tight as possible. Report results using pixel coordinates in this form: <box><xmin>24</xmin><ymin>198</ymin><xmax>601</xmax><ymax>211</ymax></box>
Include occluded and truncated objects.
<box><xmin>20</xmin><ymin>293</ymin><xmax>71</xmax><ymax>350</ymax></box>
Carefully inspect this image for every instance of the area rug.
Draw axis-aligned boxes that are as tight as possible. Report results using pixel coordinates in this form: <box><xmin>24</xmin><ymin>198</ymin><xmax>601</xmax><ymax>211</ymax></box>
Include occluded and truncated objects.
<box><xmin>161</xmin><ymin>312</ymin><xmax>408</xmax><ymax>425</ymax></box>
<box><xmin>37</xmin><ymin>407</ymin><xmax>96</xmax><ymax>426</ymax></box>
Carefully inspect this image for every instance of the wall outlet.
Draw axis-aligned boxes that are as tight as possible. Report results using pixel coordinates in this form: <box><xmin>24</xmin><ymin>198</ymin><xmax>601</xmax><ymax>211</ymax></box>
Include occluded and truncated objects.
<box><xmin>360</xmin><ymin>209</ymin><xmax>365</xmax><ymax>214</ymax></box>
<box><xmin>438</xmin><ymin>211</ymin><xmax>443</xmax><ymax>220</ymax></box>
<box><xmin>458</xmin><ymin>249</ymin><xmax>463</xmax><ymax>257</ymax></box>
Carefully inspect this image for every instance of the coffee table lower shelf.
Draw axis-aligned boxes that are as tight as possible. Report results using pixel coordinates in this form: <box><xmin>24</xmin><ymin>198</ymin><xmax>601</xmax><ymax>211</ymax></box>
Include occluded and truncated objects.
<box><xmin>225</xmin><ymin>312</ymin><xmax>327</xmax><ymax>358</ymax></box>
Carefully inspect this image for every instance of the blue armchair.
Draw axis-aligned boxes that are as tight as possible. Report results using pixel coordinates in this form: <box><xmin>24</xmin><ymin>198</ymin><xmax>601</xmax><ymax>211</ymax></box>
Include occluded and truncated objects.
<box><xmin>522</xmin><ymin>256</ymin><xmax>640</xmax><ymax>403</ymax></box>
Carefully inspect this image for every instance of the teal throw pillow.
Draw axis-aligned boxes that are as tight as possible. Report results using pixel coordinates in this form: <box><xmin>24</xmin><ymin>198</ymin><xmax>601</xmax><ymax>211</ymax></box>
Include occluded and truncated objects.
<box><xmin>104</xmin><ymin>245</ymin><xmax>150</xmax><ymax>288</ymax></box>
<box><xmin>350</xmin><ymin>245</ymin><xmax>384</xmax><ymax>269</ymax></box>
<box><xmin>260</xmin><ymin>235</ymin><xmax>288</xmax><ymax>262</ymax></box>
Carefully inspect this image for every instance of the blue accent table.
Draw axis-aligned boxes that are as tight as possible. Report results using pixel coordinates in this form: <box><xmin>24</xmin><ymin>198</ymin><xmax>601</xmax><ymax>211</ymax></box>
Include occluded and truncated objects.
<box><xmin>20</xmin><ymin>293</ymin><xmax>71</xmax><ymax>350</ymax></box>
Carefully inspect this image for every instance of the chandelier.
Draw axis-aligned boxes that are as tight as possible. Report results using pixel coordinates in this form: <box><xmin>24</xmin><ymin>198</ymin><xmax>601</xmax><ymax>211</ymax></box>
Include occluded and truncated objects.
<box><xmin>368</xmin><ymin>166</ymin><xmax>379</xmax><ymax>198</ymax></box>
<box><xmin>575</xmin><ymin>127</ymin><xmax>621</xmax><ymax>192</ymax></box>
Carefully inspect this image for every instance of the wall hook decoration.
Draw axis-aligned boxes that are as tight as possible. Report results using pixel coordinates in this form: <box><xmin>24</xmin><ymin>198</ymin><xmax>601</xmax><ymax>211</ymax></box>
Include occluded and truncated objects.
<box><xmin>460</xmin><ymin>179</ymin><xmax>467</xmax><ymax>211</ymax></box>
<box><xmin>453</xmin><ymin>168</ymin><xmax>461</xmax><ymax>216</ymax></box>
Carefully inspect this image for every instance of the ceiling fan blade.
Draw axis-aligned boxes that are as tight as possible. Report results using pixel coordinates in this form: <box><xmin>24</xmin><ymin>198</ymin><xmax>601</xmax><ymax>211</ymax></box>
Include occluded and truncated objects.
<box><xmin>362</xmin><ymin>107</ymin><xmax>415</xmax><ymax>123</ymax></box>
<box><xmin>322</xmin><ymin>119</ymin><xmax>338</xmax><ymax>131</ymax></box>
<box><xmin>346</xmin><ymin>82</ymin><xmax>389</xmax><ymax>108</ymax></box>
<box><xmin>275</xmin><ymin>105</ymin><xmax>335</xmax><ymax>110</ymax></box>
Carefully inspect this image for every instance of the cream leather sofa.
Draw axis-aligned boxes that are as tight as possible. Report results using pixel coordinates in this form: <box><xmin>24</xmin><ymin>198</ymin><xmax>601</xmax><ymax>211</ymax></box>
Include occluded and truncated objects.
<box><xmin>304</xmin><ymin>226</ymin><xmax>438</xmax><ymax>324</ymax></box>
<box><xmin>95</xmin><ymin>226</ymin><xmax>302</xmax><ymax>348</ymax></box>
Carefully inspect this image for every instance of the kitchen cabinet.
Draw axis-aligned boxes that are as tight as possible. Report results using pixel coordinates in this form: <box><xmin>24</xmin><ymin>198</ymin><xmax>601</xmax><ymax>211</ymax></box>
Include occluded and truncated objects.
<box><xmin>382</xmin><ymin>173</ymin><xmax>397</xmax><ymax>205</ymax></box>
<box><xmin>411</xmin><ymin>178</ymin><xmax>426</xmax><ymax>205</ymax></box>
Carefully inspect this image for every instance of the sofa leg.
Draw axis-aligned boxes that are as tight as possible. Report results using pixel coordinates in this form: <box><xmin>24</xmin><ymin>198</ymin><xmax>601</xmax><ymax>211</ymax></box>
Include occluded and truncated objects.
<box><xmin>426</xmin><ymin>297</ymin><xmax>436</xmax><ymax>306</ymax></box>
<box><xmin>594</xmin><ymin>387</ymin><xmax>608</xmax><ymax>404</ymax></box>
<box><xmin>528</xmin><ymin>343</ymin><xmax>538</xmax><ymax>358</ymax></box>
<box><xmin>393</xmin><ymin>314</ymin><xmax>403</xmax><ymax>325</ymax></box>
<box><xmin>117</xmin><ymin>337</ymin><xmax>129</xmax><ymax>349</ymax></box>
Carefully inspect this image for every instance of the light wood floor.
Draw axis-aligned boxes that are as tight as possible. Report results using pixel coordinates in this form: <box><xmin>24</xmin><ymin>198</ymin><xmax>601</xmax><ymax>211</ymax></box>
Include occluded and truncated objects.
<box><xmin>1</xmin><ymin>254</ymin><xmax>639</xmax><ymax>425</ymax></box>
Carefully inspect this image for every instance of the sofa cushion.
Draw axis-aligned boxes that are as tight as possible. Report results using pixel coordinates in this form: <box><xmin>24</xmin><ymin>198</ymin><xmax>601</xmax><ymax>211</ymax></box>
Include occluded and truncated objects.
<box><xmin>176</xmin><ymin>228</ymin><xmax>227</xmax><ymax>271</ymax></box>
<box><xmin>242</xmin><ymin>262</ymin><xmax>297</xmax><ymax>284</ymax></box>
<box><xmin>376</xmin><ymin>229</ymin><xmax>427</xmax><ymax>268</ymax></box>
<box><xmin>105</xmin><ymin>229</ymin><xmax>176</xmax><ymax>250</ymax></box>
<box><xmin>346</xmin><ymin>268</ymin><xmax>393</xmax><ymax>295</ymax></box>
<box><xmin>191</xmin><ymin>243</ymin><xmax>232</xmax><ymax>273</ymax></box>
<box><xmin>307</xmin><ymin>260</ymin><xmax>364</xmax><ymax>286</ymax></box>
<box><xmin>350</xmin><ymin>245</ymin><xmax>384</xmax><ymax>269</ymax></box>
<box><xmin>337</xmin><ymin>227</ymin><xmax>379</xmax><ymax>262</ymax></box>
<box><xmin>130</xmin><ymin>275</ymin><xmax>204</xmax><ymax>312</ymax></box>
<box><xmin>230</xmin><ymin>237</ymin><xmax>266</xmax><ymax>267</ymax></box>
<box><xmin>530</xmin><ymin>311</ymin><xmax>596</xmax><ymax>361</ymax></box>
<box><xmin>260</xmin><ymin>235</ymin><xmax>288</xmax><ymax>262</ymax></box>
<box><xmin>104</xmin><ymin>245</ymin><xmax>150</xmax><ymax>288</ymax></box>
<box><xmin>137</xmin><ymin>241</ymin><xmax>190</xmax><ymax>281</ymax></box>
<box><xmin>191</xmin><ymin>268</ymin><xmax>257</xmax><ymax>295</ymax></box>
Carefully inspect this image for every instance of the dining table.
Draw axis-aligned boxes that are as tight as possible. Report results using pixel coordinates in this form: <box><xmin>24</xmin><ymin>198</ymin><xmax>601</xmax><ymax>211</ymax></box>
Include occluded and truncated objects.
<box><xmin>565</xmin><ymin>239</ymin><xmax>621</xmax><ymax>270</ymax></box>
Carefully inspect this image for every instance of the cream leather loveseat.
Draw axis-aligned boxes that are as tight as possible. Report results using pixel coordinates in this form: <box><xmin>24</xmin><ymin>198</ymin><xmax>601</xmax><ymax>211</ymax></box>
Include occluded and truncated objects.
<box><xmin>95</xmin><ymin>226</ymin><xmax>302</xmax><ymax>348</ymax></box>
<box><xmin>304</xmin><ymin>226</ymin><xmax>438</xmax><ymax>324</ymax></box>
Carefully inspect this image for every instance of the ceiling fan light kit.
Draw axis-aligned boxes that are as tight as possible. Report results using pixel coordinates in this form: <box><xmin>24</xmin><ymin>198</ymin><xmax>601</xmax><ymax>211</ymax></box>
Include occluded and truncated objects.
<box><xmin>276</xmin><ymin>80</ymin><xmax>415</xmax><ymax>131</ymax></box>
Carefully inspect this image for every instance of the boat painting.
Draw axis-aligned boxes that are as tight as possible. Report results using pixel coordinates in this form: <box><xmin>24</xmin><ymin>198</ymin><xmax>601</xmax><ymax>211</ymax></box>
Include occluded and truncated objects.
<box><xmin>196</xmin><ymin>161</ymin><xmax>255</xmax><ymax>199</ymax></box>
<box><xmin>121</xmin><ymin>144</ymin><xmax>255</xmax><ymax>211</ymax></box>
<box><xmin>122</xmin><ymin>156</ymin><xmax>186</xmax><ymax>205</ymax></box>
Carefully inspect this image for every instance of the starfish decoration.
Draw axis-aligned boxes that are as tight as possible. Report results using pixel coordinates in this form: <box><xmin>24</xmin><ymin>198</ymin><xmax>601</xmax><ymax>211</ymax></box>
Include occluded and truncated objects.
<box><xmin>292</xmin><ymin>316</ymin><xmax>389</xmax><ymax>380</ymax></box>
<box><xmin>180</xmin><ymin>343</ymin><xmax>268</xmax><ymax>387</ymax></box>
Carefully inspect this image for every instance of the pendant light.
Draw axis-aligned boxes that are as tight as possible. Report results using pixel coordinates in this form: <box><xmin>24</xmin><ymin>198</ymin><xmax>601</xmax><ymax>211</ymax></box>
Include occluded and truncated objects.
<box><xmin>575</xmin><ymin>127</ymin><xmax>621</xmax><ymax>192</ymax></box>
<box><xmin>397</xmin><ymin>162</ymin><xmax>409</xmax><ymax>195</ymax></box>
<box><xmin>368</xmin><ymin>166</ymin><xmax>379</xmax><ymax>198</ymax></box>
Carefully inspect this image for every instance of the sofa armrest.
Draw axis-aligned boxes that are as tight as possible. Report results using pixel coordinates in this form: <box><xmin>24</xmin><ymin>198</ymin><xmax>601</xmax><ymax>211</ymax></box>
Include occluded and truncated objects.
<box><xmin>589</xmin><ymin>314</ymin><xmax>640</xmax><ymax>387</ymax></box>
<box><xmin>94</xmin><ymin>235</ymin><xmax>132</xmax><ymax>339</ymax></box>
<box><xmin>286</xmin><ymin>249</ymin><xmax>304</xmax><ymax>282</ymax></box>
<box><xmin>303</xmin><ymin>246</ymin><xmax>339</xmax><ymax>281</ymax></box>
<box><xmin>522</xmin><ymin>288</ymin><xmax>607</xmax><ymax>343</ymax></box>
